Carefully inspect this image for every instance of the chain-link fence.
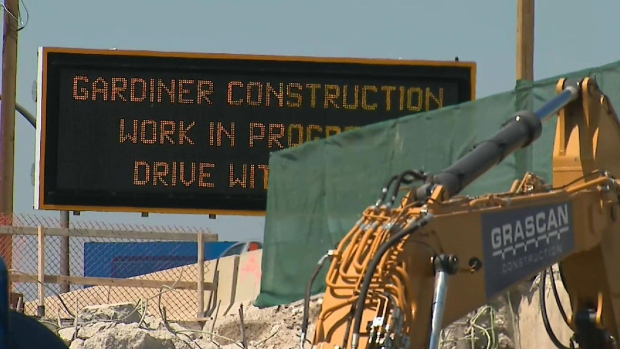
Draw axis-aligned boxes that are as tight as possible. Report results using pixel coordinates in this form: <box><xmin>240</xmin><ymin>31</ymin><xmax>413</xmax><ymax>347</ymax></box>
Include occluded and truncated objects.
<box><xmin>1</xmin><ymin>213</ymin><xmax>220</xmax><ymax>322</ymax></box>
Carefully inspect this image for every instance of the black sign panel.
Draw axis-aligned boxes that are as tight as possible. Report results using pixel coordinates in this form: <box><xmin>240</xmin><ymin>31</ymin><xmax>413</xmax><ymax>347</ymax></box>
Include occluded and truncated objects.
<box><xmin>35</xmin><ymin>47</ymin><xmax>476</xmax><ymax>215</ymax></box>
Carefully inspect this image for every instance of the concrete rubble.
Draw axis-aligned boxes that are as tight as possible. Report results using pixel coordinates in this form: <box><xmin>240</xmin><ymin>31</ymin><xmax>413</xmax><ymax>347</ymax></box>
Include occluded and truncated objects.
<box><xmin>48</xmin><ymin>298</ymin><xmax>325</xmax><ymax>349</ymax></box>
<box><xmin>43</xmin><ymin>296</ymin><xmax>515</xmax><ymax>349</ymax></box>
<box><xmin>45</xmin><ymin>277</ymin><xmax>567</xmax><ymax>349</ymax></box>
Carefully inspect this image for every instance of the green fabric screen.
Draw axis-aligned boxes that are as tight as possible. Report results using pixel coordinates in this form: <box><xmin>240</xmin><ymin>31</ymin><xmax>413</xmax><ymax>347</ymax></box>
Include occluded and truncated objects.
<box><xmin>255</xmin><ymin>60</ymin><xmax>620</xmax><ymax>308</ymax></box>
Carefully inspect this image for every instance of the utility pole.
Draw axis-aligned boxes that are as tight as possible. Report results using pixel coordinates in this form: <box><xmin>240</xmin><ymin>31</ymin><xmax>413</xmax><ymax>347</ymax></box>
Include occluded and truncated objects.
<box><xmin>517</xmin><ymin>0</ymin><xmax>535</xmax><ymax>81</ymax></box>
<box><xmin>515</xmin><ymin>2</ymin><xmax>534</xmax><ymax>349</ymax></box>
<box><xmin>0</xmin><ymin>0</ymin><xmax>20</xmax><ymax>274</ymax></box>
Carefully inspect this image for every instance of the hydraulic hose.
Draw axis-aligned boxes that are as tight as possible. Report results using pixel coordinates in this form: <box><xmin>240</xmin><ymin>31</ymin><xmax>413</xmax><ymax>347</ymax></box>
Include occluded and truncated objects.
<box><xmin>540</xmin><ymin>269</ymin><xmax>572</xmax><ymax>349</ymax></box>
<box><xmin>300</xmin><ymin>252</ymin><xmax>333</xmax><ymax>349</ymax></box>
<box><xmin>374</xmin><ymin>170</ymin><xmax>426</xmax><ymax>209</ymax></box>
<box><xmin>385</xmin><ymin>170</ymin><xmax>426</xmax><ymax>208</ymax></box>
<box><xmin>374</xmin><ymin>175</ymin><xmax>399</xmax><ymax>208</ymax></box>
<box><xmin>548</xmin><ymin>267</ymin><xmax>570</xmax><ymax>327</ymax></box>
<box><xmin>350</xmin><ymin>213</ymin><xmax>435</xmax><ymax>349</ymax></box>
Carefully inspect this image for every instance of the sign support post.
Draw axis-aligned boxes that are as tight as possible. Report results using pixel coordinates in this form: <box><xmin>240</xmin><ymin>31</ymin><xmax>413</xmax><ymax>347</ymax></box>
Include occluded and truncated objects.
<box><xmin>59</xmin><ymin>210</ymin><xmax>70</xmax><ymax>293</ymax></box>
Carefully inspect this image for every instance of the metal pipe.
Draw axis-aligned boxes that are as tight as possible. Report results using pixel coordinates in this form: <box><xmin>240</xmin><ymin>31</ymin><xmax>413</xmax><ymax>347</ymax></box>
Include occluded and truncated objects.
<box><xmin>428</xmin><ymin>264</ymin><xmax>449</xmax><ymax>349</ymax></box>
<box><xmin>0</xmin><ymin>95</ymin><xmax>36</xmax><ymax>127</ymax></box>
<box><xmin>14</xmin><ymin>100</ymin><xmax>35</xmax><ymax>127</ymax></box>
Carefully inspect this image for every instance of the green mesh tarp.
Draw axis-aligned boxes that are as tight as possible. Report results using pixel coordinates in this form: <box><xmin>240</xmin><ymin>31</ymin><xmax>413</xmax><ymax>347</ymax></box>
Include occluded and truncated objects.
<box><xmin>255</xmin><ymin>60</ymin><xmax>620</xmax><ymax>308</ymax></box>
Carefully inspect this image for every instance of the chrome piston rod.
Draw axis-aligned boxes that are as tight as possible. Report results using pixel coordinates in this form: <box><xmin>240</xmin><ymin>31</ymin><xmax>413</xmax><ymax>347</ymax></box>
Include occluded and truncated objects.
<box><xmin>428</xmin><ymin>255</ymin><xmax>458</xmax><ymax>349</ymax></box>
<box><xmin>428</xmin><ymin>271</ymin><xmax>449</xmax><ymax>349</ymax></box>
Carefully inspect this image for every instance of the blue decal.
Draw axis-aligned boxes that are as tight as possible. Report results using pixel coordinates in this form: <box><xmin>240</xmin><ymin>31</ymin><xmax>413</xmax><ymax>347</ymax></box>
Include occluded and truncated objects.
<box><xmin>481</xmin><ymin>202</ymin><xmax>575</xmax><ymax>298</ymax></box>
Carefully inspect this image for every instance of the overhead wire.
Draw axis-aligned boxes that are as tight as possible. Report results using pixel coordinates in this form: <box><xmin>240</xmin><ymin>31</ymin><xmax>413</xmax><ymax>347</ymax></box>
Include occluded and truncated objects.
<box><xmin>1</xmin><ymin>0</ymin><xmax>29</xmax><ymax>31</ymax></box>
<box><xmin>17</xmin><ymin>0</ymin><xmax>28</xmax><ymax>31</ymax></box>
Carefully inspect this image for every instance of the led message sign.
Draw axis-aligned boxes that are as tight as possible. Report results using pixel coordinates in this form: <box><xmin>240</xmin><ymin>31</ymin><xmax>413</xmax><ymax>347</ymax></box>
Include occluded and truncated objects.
<box><xmin>34</xmin><ymin>47</ymin><xmax>476</xmax><ymax>215</ymax></box>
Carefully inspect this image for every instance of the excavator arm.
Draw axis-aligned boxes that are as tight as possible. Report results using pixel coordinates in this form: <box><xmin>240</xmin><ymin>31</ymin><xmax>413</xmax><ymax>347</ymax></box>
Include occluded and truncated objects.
<box><xmin>302</xmin><ymin>77</ymin><xmax>620</xmax><ymax>349</ymax></box>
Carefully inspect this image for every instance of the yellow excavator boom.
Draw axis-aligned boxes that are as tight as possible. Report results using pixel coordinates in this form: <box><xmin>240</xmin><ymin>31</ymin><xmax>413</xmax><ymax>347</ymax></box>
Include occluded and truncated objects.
<box><xmin>301</xmin><ymin>77</ymin><xmax>620</xmax><ymax>349</ymax></box>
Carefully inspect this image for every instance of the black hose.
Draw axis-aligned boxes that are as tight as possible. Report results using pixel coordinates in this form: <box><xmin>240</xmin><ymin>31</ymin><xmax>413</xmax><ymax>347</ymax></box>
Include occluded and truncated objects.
<box><xmin>558</xmin><ymin>263</ymin><xmax>569</xmax><ymax>294</ymax></box>
<box><xmin>350</xmin><ymin>213</ymin><xmax>435</xmax><ymax>349</ymax></box>
<box><xmin>300</xmin><ymin>253</ymin><xmax>332</xmax><ymax>349</ymax></box>
<box><xmin>549</xmin><ymin>267</ymin><xmax>571</xmax><ymax>327</ymax></box>
<box><xmin>375</xmin><ymin>175</ymin><xmax>399</xmax><ymax>208</ymax></box>
<box><xmin>540</xmin><ymin>269</ymin><xmax>572</xmax><ymax>349</ymax></box>
<box><xmin>386</xmin><ymin>170</ymin><xmax>426</xmax><ymax>208</ymax></box>
<box><xmin>341</xmin><ymin>305</ymin><xmax>355</xmax><ymax>349</ymax></box>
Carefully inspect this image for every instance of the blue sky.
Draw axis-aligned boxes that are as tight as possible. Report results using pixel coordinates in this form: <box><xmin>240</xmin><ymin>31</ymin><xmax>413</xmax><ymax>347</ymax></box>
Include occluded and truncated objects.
<box><xmin>2</xmin><ymin>0</ymin><xmax>618</xmax><ymax>241</ymax></box>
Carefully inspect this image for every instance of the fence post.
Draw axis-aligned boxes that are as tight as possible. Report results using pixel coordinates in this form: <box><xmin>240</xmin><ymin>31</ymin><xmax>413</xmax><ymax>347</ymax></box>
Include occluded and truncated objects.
<box><xmin>37</xmin><ymin>225</ymin><xmax>45</xmax><ymax>317</ymax></box>
<box><xmin>196</xmin><ymin>232</ymin><xmax>205</xmax><ymax>319</ymax></box>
